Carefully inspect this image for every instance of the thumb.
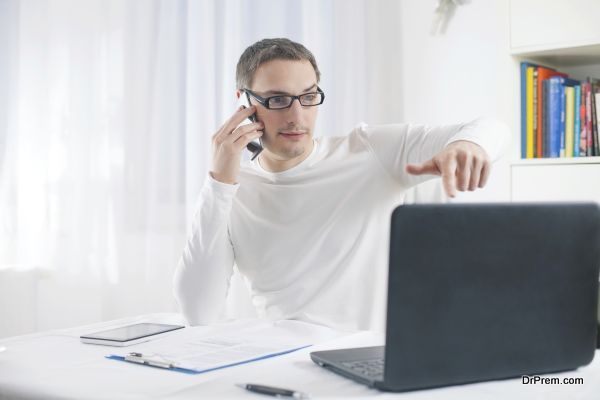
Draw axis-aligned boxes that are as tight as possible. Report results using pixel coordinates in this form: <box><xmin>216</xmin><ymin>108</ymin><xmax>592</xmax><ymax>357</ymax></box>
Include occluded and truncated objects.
<box><xmin>405</xmin><ymin>159</ymin><xmax>440</xmax><ymax>176</ymax></box>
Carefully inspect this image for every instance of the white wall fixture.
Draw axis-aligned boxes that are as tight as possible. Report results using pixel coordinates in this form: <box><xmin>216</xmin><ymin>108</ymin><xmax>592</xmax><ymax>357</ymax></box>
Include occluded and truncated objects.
<box><xmin>431</xmin><ymin>0</ymin><xmax>471</xmax><ymax>35</ymax></box>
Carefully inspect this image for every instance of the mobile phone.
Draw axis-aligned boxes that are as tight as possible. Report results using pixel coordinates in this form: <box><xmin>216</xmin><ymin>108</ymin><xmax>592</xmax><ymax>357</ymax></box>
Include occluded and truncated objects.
<box><xmin>237</xmin><ymin>92</ymin><xmax>263</xmax><ymax>161</ymax></box>
<box><xmin>80</xmin><ymin>323</ymin><xmax>184</xmax><ymax>347</ymax></box>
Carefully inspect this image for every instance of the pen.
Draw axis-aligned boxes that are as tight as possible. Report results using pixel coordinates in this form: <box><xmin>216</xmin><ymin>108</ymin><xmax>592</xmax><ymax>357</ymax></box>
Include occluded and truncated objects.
<box><xmin>236</xmin><ymin>383</ymin><xmax>310</xmax><ymax>399</ymax></box>
<box><xmin>124</xmin><ymin>352</ymin><xmax>174</xmax><ymax>369</ymax></box>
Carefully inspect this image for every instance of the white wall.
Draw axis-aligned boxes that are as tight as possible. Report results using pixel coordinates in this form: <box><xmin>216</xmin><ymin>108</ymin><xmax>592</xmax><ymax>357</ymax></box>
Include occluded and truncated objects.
<box><xmin>399</xmin><ymin>0</ymin><xmax>513</xmax><ymax>202</ymax></box>
<box><xmin>228</xmin><ymin>0</ymin><xmax>516</xmax><ymax>318</ymax></box>
<box><xmin>0</xmin><ymin>0</ymin><xmax>516</xmax><ymax>338</ymax></box>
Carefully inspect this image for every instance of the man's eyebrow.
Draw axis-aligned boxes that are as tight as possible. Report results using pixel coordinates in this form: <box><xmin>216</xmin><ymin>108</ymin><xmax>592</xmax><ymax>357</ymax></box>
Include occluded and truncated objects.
<box><xmin>263</xmin><ymin>84</ymin><xmax>317</xmax><ymax>96</ymax></box>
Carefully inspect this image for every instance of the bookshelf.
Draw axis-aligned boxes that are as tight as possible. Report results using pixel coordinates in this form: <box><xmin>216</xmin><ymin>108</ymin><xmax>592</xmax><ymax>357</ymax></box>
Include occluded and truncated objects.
<box><xmin>509</xmin><ymin>0</ymin><xmax>600</xmax><ymax>203</ymax></box>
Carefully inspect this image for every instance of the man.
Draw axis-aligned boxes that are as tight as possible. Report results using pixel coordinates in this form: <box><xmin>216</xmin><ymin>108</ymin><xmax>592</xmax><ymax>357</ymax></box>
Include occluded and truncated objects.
<box><xmin>174</xmin><ymin>38</ymin><xmax>509</xmax><ymax>332</ymax></box>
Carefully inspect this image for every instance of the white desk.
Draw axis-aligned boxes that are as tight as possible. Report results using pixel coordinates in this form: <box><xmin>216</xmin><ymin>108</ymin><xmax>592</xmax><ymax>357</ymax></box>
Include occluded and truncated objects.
<box><xmin>0</xmin><ymin>313</ymin><xmax>598</xmax><ymax>399</ymax></box>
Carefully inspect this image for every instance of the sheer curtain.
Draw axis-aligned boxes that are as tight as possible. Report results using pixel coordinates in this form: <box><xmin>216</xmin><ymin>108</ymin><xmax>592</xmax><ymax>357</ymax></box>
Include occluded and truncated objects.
<box><xmin>0</xmin><ymin>0</ymin><xmax>404</xmax><ymax>337</ymax></box>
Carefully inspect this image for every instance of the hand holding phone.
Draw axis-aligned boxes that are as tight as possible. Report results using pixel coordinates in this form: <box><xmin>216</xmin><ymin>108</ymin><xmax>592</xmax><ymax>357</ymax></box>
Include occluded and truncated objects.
<box><xmin>237</xmin><ymin>93</ymin><xmax>263</xmax><ymax>160</ymax></box>
<box><xmin>209</xmin><ymin>98</ymin><xmax>264</xmax><ymax>185</ymax></box>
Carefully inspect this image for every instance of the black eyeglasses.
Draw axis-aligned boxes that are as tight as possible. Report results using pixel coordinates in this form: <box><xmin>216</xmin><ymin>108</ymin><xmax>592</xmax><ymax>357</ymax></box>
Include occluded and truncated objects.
<box><xmin>243</xmin><ymin>87</ymin><xmax>325</xmax><ymax>110</ymax></box>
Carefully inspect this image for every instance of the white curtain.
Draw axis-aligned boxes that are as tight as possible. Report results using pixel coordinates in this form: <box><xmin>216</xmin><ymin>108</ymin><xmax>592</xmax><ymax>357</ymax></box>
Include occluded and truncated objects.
<box><xmin>0</xmin><ymin>0</ymin><xmax>404</xmax><ymax>337</ymax></box>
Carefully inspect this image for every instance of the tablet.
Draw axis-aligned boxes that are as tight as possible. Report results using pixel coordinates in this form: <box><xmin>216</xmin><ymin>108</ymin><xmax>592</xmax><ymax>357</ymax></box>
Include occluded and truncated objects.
<box><xmin>80</xmin><ymin>323</ymin><xmax>184</xmax><ymax>346</ymax></box>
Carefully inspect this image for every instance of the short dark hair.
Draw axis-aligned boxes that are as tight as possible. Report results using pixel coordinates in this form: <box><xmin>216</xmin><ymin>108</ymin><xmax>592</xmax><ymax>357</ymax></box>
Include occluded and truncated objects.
<box><xmin>236</xmin><ymin>38</ymin><xmax>321</xmax><ymax>90</ymax></box>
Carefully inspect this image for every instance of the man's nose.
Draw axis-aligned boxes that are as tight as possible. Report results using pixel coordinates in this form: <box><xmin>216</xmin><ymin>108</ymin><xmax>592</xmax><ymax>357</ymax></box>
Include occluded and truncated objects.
<box><xmin>285</xmin><ymin>98</ymin><xmax>304</xmax><ymax>121</ymax></box>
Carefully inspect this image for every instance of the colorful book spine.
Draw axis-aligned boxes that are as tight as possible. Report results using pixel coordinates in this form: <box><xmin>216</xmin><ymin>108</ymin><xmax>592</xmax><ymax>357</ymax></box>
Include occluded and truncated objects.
<box><xmin>574</xmin><ymin>85</ymin><xmax>581</xmax><ymax>157</ymax></box>
<box><xmin>560</xmin><ymin>78</ymin><xmax>582</xmax><ymax>158</ymax></box>
<box><xmin>595</xmin><ymin>92</ymin><xmax>600</xmax><ymax>156</ymax></box>
<box><xmin>520</xmin><ymin>62</ymin><xmax>600</xmax><ymax>159</ymax></box>
<box><xmin>579</xmin><ymin>84</ymin><xmax>586</xmax><ymax>156</ymax></box>
<box><xmin>547</xmin><ymin>77</ymin><xmax>562</xmax><ymax>158</ymax></box>
<box><xmin>559</xmin><ymin>80</ymin><xmax>565</xmax><ymax>158</ymax></box>
<box><xmin>531</xmin><ymin>67</ymin><xmax>539</xmax><ymax>158</ymax></box>
<box><xmin>585</xmin><ymin>82</ymin><xmax>593</xmax><ymax>156</ymax></box>
<box><xmin>536</xmin><ymin>67</ymin><xmax>566</xmax><ymax>158</ymax></box>
<box><xmin>543</xmin><ymin>79</ymin><xmax>550</xmax><ymax>158</ymax></box>
<box><xmin>593</xmin><ymin>80</ymin><xmax>600</xmax><ymax>156</ymax></box>
<box><xmin>565</xmin><ymin>86</ymin><xmax>574</xmax><ymax>157</ymax></box>
<box><xmin>526</xmin><ymin>66</ymin><xmax>535</xmax><ymax>158</ymax></box>
<box><xmin>520</xmin><ymin>62</ymin><xmax>534</xmax><ymax>159</ymax></box>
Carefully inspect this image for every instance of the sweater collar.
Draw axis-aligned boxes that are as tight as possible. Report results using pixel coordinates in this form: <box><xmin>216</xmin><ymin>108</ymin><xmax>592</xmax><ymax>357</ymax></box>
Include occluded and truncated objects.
<box><xmin>252</xmin><ymin>139</ymin><xmax>319</xmax><ymax>177</ymax></box>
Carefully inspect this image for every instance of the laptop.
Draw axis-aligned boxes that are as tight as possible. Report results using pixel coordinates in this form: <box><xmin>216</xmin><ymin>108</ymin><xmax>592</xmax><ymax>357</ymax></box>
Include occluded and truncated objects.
<box><xmin>311</xmin><ymin>203</ymin><xmax>600</xmax><ymax>392</ymax></box>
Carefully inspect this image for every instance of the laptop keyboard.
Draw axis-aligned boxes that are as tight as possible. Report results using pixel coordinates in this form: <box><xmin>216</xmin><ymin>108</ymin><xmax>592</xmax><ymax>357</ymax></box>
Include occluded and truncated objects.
<box><xmin>340</xmin><ymin>358</ymin><xmax>384</xmax><ymax>379</ymax></box>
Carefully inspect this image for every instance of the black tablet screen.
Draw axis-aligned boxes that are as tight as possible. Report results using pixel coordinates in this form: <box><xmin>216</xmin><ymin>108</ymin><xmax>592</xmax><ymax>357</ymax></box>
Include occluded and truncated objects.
<box><xmin>81</xmin><ymin>323</ymin><xmax>184</xmax><ymax>342</ymax></box>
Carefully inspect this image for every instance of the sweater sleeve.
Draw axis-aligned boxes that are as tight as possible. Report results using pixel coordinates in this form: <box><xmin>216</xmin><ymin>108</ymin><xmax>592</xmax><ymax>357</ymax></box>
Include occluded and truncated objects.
<box><xmin>173</xmin><ymin>173</ymin><xmax>238</xmax><ymax>325</ymax></box>
<box><xmin>357</xmin><ymin>117</ymin><xmax>510</xmax><ymax>188</ymax></box>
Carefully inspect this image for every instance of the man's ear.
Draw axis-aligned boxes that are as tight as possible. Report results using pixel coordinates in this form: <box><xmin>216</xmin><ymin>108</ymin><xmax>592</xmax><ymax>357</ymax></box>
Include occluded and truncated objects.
<box><xmin>235</xmin><ymin>90</ymin><xmax>242</xmax><ymax>100</ymax></box>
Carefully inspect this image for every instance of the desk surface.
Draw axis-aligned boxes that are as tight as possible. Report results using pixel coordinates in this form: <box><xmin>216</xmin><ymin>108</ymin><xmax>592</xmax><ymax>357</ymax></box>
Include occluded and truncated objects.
<box><xmin>0</xmin><ymin>313</ymin><xmax>598</xmax><ymax>400</ymax></box>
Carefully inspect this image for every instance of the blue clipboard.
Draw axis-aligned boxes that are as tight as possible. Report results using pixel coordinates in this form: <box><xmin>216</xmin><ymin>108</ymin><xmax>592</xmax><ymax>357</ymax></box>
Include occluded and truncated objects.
<box><xmin>106</xmin><ymin>344</ymin><xmax>311</xmax><ymax>374</ymax></box>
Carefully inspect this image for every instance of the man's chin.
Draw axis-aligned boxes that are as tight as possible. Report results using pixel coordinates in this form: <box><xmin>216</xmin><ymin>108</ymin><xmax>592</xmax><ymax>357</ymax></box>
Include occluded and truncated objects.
<box><xmin>270</xmin><ymin>142</ymin><xmax>309</xmax><ymax>160</ymax></box>
<box><xmin>275</xmin><ymin>145</ymin><xmax>306</xmax><ymax>160</ymax></box>
<box><xmin>260</xmin><ymin>132</ymin><xmax>312</xmax><ymax>158</ymax></box>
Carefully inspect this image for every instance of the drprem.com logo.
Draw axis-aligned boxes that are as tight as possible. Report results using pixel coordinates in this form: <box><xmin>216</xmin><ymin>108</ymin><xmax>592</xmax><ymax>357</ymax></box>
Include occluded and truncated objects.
<box><xmin>522</xmin><ymin>375</ymin><xmax>584</xmax><ymax>385</ymax></box>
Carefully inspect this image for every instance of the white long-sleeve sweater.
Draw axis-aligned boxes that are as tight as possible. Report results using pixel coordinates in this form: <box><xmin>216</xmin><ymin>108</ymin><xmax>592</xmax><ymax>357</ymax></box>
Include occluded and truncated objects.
<box><xmin>174</xmin><ymin>118</ymin><xmax>510</xmax><ymax>332</ymax></box>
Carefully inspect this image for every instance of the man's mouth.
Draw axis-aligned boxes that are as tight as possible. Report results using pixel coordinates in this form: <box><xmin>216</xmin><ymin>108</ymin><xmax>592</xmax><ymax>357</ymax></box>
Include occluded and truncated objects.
<box><xmin>279</xmin><ymin>131</ymin><xmax>307</xmax><ymax>140</ymax></box>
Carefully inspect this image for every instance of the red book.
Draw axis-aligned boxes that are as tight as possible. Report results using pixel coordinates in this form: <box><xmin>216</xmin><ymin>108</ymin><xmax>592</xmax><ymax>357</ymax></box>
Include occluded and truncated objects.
<box><xmin>586</xmin><ymin>81</ymin><xmax>594</xmax><ymax>156</ymax></box>
<box><xmin>536</xmin><ymin>66</ymin><xmax>567</xmax><ymax>158</ymax></box>
<box><xmin>580</xmin><ymin>84</ymin><xmax>587</xmax><ymax>156</ymax></box>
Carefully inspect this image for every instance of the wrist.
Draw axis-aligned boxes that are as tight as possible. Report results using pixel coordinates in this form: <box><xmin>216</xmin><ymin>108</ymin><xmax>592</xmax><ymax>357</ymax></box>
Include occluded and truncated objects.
<box><xmin>209</xmin><ymin>171</ymin><xmax>237</xmax><ymax>185</ymax></box>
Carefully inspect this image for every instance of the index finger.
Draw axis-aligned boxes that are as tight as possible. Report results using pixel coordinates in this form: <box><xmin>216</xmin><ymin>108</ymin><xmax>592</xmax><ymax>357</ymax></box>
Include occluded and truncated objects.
<box><xmin>440</xmin><ymin>158</ymin><xmax>458</xmax><ymax>198</ymax></box>
<box><xmin>218</xmin><ymin>105</ymin><xmax>258</xmax><ymax>138</ymax></box>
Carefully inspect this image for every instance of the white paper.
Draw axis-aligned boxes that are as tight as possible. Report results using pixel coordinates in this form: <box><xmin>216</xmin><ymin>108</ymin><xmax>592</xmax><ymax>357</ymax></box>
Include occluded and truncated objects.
<box><xmin>112</xmin><ymin>319</ymin><xmax>343</xmax><ymax>373</ymax></box>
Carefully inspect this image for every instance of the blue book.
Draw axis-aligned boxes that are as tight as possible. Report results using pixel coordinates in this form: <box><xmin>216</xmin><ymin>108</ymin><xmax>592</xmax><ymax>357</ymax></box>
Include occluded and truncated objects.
<box><xmin>520</xmin><ymin>62</ymin><xmax>537</xmax><ymax>159</ymax></box>
<box><xmin>554</xmin><ymin>77</ymin><xmax>580</xmax><ymax>157</ymax></box>
<box><xmin>561</xmin><ymin>78</ymin><xmax>581</xmax><ymax>157</ymax></box>
<box><xmin>547</xmin><ymin>77</ymin><xmax>562</xmax><ymax>158</ymax></box>
<box><xmin>543</xmin><ymin>80</ymin><xmax>550</xmax><ymax>157</ymax></box>
<box><xmin>574</xmin><ymin>85</ymin><xmax>581</xmax><ymax>157</ymax></box>
<box><xmin>559</xmin><ymin>80</ymin><xmax>565</xmax><ymax>157</ymax></box>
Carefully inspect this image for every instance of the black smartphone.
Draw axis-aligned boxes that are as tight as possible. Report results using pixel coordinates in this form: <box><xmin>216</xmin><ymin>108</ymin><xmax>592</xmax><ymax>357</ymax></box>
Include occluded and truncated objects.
<box><xmin>237</xmin><ymin>92</ymin><xmax>263</xmax><ymax>160</ymax></box>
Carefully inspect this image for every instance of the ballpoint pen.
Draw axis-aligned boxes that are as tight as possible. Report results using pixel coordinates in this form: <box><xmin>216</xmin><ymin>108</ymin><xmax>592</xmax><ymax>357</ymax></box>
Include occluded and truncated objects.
<box><xmin>124</xmin><ymin>352</ymin><xmax>174</xmax><ymax>369</ymax></box>
<box><xmin>236</xmin><ymin>383</ymin><xmax>310</xmax><ymax>399</ymax></box>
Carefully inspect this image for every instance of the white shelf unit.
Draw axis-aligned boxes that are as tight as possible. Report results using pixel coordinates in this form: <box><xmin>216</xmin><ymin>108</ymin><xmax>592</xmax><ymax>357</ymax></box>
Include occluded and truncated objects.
<box><xmin>509</xmin><ymin>0</ymin><xmax>600</xmax><ymax>203</ymax></box>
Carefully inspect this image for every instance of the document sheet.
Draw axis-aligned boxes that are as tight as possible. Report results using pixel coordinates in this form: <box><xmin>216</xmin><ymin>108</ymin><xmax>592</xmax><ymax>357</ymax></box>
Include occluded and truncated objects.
<box><xmin>110</xmin><ymin>318</ymin><xmax>342</xmax><ymax>373</ymax></box>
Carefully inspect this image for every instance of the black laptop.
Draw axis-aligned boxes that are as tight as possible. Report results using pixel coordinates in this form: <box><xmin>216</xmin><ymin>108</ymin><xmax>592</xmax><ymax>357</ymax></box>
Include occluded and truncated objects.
<box><xmin>311</xmin><ymin>203</ymin><xmax>600</xmax><ymax>392</ymax></box>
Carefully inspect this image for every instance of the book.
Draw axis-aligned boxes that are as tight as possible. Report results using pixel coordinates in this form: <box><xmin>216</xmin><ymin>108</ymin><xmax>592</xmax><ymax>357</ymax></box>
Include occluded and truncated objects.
<box><xmin>559</xmin><ymin>78</ymin><xmax>580</xmax><ymax>157</ymax></box>
<box><xmin>526</xmin><ymin>66</ymin><xmax>536</xmax><ymax>158</ymax></box>
<box><xmin>520</xmin><ymin>62</ymin><xmax>538</xmax><ymax>159</ymax></box>
<box><xmin>592</xmin><ymin>79</ymin><xmax>600</xmax><ymax>156</ymax></box>
<box><xmin>574</xmin><ymin>84</ymin><xmax>581</xmax><ymax>157</ymax></box>
<box><xmin>536</xmin><ymin>66</ymin><xmax>566</xmax><ymax>158</ymax></box>
<box><xmin>543</xmin><ymin>79</ymin><xmax>550</xmax><ymax>157</ymax></box>
<box><xmin>546</xmin><ymin>77</ymin><xmax>562</xmax><ymax>158</ymax></box>
<box><xmin>559</xmin><ymin>79</ymin><xmax>565</xmax><ymax>157</ymax></box>
<box><xmin>532</xmin><ymin>68</ymin><xmax>538</xmax><ymax>157</ymax></box>
<box><xmin>585</xmin><ymin>82</ymin><xmax>594</xmax><ymax>156</ymax></box>
<box><xmin>580</xmin><ymin>83</ymin><xmax>588</xmax><ymax>156</ymax></box>
<box><xmin>596</xmin><ymin>92</ymin><xmax>600</xmax><ymax>156</ymax></box>
<box><xmin>565</xmin><ymin>86</ymin><xmax>575</xmax><ymax>157</ymax></box>
<box><xmin>520</xmin><ymin>62</ymin><xmax>600</xmax><ymax>159</ymax></box>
